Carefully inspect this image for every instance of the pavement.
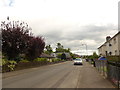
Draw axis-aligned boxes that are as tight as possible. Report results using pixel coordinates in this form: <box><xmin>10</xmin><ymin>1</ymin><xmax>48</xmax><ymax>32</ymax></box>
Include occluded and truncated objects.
<box><xmin>2</xmin><ymin>61</ymin><xmax>115</xmax><ymax>88</ymax></box>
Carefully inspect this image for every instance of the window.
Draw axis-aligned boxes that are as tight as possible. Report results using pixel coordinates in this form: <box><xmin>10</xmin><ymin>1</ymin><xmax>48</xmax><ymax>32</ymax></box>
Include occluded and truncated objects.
<box><xmin>109</xmin><ymin>52</ymin><xmax>112</xmax><ymax>55</ymax></box>
<box><xmin>109</xmin><ymin>43</ymin><xmax>112</xmax><ymax>46</ymax></box>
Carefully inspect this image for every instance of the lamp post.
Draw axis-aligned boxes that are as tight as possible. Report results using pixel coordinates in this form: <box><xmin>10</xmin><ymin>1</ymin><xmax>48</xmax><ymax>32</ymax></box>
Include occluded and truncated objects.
<box><xmin>82</xmin><ymin>44</ymin><xmax>88</xmax><ymax>56</ymax></box>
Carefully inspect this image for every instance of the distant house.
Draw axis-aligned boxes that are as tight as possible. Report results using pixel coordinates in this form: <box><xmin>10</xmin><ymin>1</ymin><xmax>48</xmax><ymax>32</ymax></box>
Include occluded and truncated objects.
<box><xmin>50</xmin><ymin>53</ymin><xmax>57</xmax><ymax>58</ymax></box>
<box><xmin>55</xmin><ymin>52</ymin><xmax>72</xmax><ymax>60</ymax></box>
<box><xmin>64</xmin><ymin>53</ymin><xmax>72</xmax><ymax>60</ymax></box>
<box><xmin>98</xmin><ymin>31</ymin><xmax>120</xmax><ymax>56</ymax></box>
<box><xmin>40</xmin><ymin>53</ymin><xmax>55</xmax><ymax>58</ymax></box>
<box><xmin>40</xmin><ymin>53</ymin><xmax>55</xmax><ymax>62</ymax></box>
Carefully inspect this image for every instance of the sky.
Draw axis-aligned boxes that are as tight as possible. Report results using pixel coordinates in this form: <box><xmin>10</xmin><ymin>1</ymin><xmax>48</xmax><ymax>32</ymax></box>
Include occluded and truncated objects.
<box><xmin>0</xmin><ymin>0</ymin><xmax>119</xmax><ymax>55</ymax></box>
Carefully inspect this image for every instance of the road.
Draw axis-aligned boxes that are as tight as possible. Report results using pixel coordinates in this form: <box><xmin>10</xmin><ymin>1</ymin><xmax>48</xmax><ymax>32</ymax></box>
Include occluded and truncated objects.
<box><xmin>3</xmin><ymin>61</ymin><xmax>114</xmax><ymax>88</ymax></box>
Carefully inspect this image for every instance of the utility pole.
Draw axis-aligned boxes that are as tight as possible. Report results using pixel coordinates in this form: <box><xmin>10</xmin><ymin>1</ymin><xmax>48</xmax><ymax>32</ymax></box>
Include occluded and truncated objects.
<box><xmin>82</xmin><ymin>44</ymin><xmax>88</xmax><ymax>56</ymax></box>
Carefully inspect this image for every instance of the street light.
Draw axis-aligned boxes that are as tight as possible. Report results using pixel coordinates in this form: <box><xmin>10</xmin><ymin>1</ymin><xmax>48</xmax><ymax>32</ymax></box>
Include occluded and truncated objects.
<box><xmin>82</xmin><ymin>44</ymin><xmax>88</xmax><ymax>56</ymax></box>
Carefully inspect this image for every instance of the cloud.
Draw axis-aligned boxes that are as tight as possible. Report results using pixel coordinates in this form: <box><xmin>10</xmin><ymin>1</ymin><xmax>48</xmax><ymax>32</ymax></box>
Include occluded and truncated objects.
<box><xmin>34</xmin><ymin>22</ymin><xmax>118</xmax><ymax>55</ymax></box>
<box><xmin>0</xmin><ymin>0</ymin><xmax>119</xmax><ymax>55</ymax></box>
<box><xmin>0</xmin><ymin>0</ymin><xmax>14</xmax><ymax>7</ymax></box>
<box><xmin>8</xmin><ymin>0</ymin><xmax>14</xmax><ymax>7</ymax></box>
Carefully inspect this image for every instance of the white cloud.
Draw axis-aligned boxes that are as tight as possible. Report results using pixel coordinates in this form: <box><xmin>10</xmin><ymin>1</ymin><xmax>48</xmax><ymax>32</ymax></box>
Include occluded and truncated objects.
<box><xmin>0</xmin><ymin>0</ymin><xmax>119</xmax><ymax>55</ymax></box>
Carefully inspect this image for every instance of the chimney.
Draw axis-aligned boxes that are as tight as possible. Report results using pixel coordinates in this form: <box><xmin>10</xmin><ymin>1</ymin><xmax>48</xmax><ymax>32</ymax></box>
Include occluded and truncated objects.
<box><xmin>106</xmin><ymin>36</ymin><xmax>111</xmax><ymax>42</ymax></box>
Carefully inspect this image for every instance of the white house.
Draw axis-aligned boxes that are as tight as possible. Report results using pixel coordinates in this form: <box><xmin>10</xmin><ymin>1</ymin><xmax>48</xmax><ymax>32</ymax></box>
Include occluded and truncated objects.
<box><xmin>98</xmin><ymin>31</ymin><xmax>120</xmax><ymax>56</ymax></box>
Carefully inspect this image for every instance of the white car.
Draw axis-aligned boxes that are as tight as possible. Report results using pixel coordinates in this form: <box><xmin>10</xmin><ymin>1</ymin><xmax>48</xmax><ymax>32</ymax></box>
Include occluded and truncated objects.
<box><xmin>73</xmin><ymin>58</ymin><xmax>83</xmax><ymax>65</ymax></box>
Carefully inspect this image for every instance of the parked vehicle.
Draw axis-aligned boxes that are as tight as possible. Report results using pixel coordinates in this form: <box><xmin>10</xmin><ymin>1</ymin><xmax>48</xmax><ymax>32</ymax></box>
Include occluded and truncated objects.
<box><xmin>73</xmin><ymin>58</ymin><xmax>83</xmax><ymax>65</ymax></box>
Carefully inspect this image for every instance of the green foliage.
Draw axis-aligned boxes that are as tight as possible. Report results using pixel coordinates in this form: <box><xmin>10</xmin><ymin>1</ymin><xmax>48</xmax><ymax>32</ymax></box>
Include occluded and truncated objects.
<box><xmin>70</xmin><ymin>53</ymin><xmax>76</xmax><ymax>59</ymax></box>
<box><xmin>34</xmin><ymin>58</ymin><xmax>47</xmax><ymax>62</ymax></box>
<box><xmin>7</xmin><ymin>60</ymin><xmax>17</xmax><ymax>71</ymax></box>
<box><xmin>56</xmin><ymin>43</ymin><xmax>64</xmax><ymax>52</ymax></box>
<box><xmin>45</xmin><ymin>45</ymin><xmax>53</xmax><ymax>55</ymax></box>
<box><xmin>44</xmin><ymin>51</ymin><xmax>50</xmax><ymax>55</ymax></box>
<box><xmin>2</xmin><ymin>59</ymin><xmax>8</xmax><ymax>66</ymax></box>
<box><xmin>57</xmin><ymin>53</ymin><xmax>62</xmax><ymax>58</ymax></box>
<box><xmin>92</xmin><ymin>52</ymin><xmax>99</xmax><ymax>59</ymax></box>
<box><xmin>0</xmin><ymin>59</ymin><xmax>1</xmax><ymax>66</ymax></box>
<box><xmin>87</xmin><ymin>52</ymin><xmax>99</xmax><ymax>59</ymax></box>
<box><xmin>52</xmin><ymin>58</ymin><xmax>61</xmax><ymax>62</ymax></box>
<box><xmin>19</xmin><ymin>59</ymin><xmax>30</xmax><ymax>63</ymax></box>
<box><xmin>55</xmin><ymin>43</ymin><xmax>71</xmax><ymax>53</ymax></box>
<box><xmin>64</xmin><ymin>48</ymin><xmax>70</xmax><ymax>52</ymax></box>
<box><xmin>2</xmin><ymin>59</ymin><xmax>17</xmax><ymax>71</ymax></box>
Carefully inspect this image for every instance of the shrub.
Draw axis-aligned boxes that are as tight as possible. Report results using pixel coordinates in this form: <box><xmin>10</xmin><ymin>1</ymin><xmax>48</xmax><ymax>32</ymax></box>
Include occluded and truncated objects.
<box><xmin>7</xmin><ymin>60</ymin><xmax>17</xmax><ymax>71</ymax></box>
<box><xmin>57</xmin><ymin>53</ymin><xmax>62</xmax><ymax>58</ymax></box>
<box><xmin>19</xmin><ymin>59</ymin><xmax>30</xmax><ymax>63</ymax></box>
<box><xmin>34</xmin><ymin>58</ymin><xmax>47</xmax><ymax>62</ymax></box>
<box><xmin>52</xmin><ymin>58</ymin><xmax>61</xmax><ymax>62</ymax></box>
<box><xmin>2</xmin><ymin>59</ymin><xmax>8</xmax><ymax>66</ymax></box>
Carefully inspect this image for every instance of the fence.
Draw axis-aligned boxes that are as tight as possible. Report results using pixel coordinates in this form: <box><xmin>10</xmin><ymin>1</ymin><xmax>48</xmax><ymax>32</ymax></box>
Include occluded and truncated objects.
<box><xmin>95</xmin><ymin>60</ymin><xmax>107</xmax><ymax>77</ymax></box>
<box><xmin>95</xmin><ymin>56</ymin><xmax>120</xmax><ymax>89</ymax></box>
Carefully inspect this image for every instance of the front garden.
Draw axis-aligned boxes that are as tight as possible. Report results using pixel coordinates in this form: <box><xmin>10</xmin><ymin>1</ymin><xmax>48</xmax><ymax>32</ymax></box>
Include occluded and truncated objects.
<box><xmin>0</xmin><ymin>18</ymin><xmax>68</xmax><ymax>73</ymax></box>
<box><xmin>2</xmin><ymin>57</ymin><xmax>65</xmax><ymax>73</ymax></box>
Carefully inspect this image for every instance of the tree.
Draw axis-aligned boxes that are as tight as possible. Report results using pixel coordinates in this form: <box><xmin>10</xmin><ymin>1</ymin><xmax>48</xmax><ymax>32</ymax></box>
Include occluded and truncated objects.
<box><xmin>70</xmin><ymin>53</ymin><xmax>76</xmax><ymax>59</ymax></box>
<box><xmin>64</xmin><ymin>48</ymin><xmax>70</xmax><ymax>52</ymax></box>
<box><xmin>1</xmin><ymin>17</ymin><xmax>45</xmax><ymax>61</ymax></box>
<box><xmin>45</xmin><ymin>45</ymin><xmax>53</xmax><ymax>55</ymax></box>
<box><xmin>92</xmin><ymin>52</ymin><xmax>99</xmax><ymax>59</ymax></box>
<box><xmin>55</xmin><ymin>43</ymin><xmax>70</xmax><ymax>53</ymax></box>
<box><xmin>26</xmin><ymin>36</ymin><xmax>45</xmax><ymax>61</ymax></box>
<box><xmin>56</xmin><ymin>43</ymin><xmax>63</xmax><ymax>52</ymax></box>
<box><xmin>87</xmin><ymin>52</ymin><xmax>99</xmax><ymax>60</ymax></box>
<box><xmin>1</xmin><ymin>18</ymin><xmax>31</xmax><ymax>60</ymax></box>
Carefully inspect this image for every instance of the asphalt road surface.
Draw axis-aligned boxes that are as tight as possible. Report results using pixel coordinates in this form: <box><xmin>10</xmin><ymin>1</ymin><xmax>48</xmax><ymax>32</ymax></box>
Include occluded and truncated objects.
<box><xmin>2</xmin><ymin>61</ymin><xmax>114</xmax><ymax>88</ymax></box>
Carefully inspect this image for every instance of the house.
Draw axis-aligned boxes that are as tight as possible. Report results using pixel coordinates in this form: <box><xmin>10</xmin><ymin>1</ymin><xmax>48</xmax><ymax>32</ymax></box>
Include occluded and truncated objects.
<box><xmin>64</xmin><ymin>53</ymin><xmax>72</xmax><ymax>60</ymax></box>
<box><xmin>50</xmin><ymin>53</ymin><xmax>57</xmax><ymax>58</ymax></box>
<box><xmin>98</xmin><ymin>31</ymin><xmax>120</xmax><ymax>56</ymax></box>
<box><xmin>55</xmin><ymin>52</ymin><xmax>72</xmax><ymax>60</ymax></box>
<box><xmin>40</xmin><ymin>53</ymin><xmax>55</xmax><ymax>62</ymax></box>
<box><xmin>40</xmin><ymin>53</ymin><xmax>55</xmax><ymax>58</ymax></box>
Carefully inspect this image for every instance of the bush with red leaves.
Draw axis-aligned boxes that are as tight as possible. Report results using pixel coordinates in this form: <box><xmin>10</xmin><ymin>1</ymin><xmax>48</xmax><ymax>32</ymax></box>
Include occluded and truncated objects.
<box><xmin>1</xmin><ymin>17</ymin><xmax>45</xmax><ymax>61</ymax></box>
<box><xmin>26</xmin><ymin>36</ymin><xmax>45</xmax><ymax>61</ymax></box>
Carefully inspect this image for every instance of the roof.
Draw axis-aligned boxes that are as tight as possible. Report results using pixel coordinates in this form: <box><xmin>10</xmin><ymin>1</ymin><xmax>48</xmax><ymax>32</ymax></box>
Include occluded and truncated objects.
<box><xmin>98</xmin><ymin>31</ymin><xmax>120</xmax><ymax>49</ymax></box>
<box><xmin>64</xmin><ymin>53</ymin><xmax>71</xmax><ymax>58</ymax></box>
<box><xmin>40</xmin><ymin>53</ymin><xmax>55</xmax><ymax>58</ymax></box>
<box><xmin>55</xmin><ymin>52</ymin><xmax>72</xmax><ymax>58</ymax></box>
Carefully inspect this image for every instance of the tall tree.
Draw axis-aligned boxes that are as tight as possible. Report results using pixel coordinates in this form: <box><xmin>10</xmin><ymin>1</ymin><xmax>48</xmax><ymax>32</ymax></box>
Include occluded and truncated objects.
<box><xmin>92</xmin><ymin>52</ymin><xmax>99</xmax><ymax>59</ymax></box>
<box><xmin>1</xmin><ymin>18</ymin><xmax>31</xmax><ymax>60</ymax></box>
<box><xmin>1</xmin><ymin>17</ymin><xmax>45</xmax><ymax>61</ymax></box>
<box><xmin>56</xmin><ymin>43</ymin><xmax>64</xmax><ymax>52</ymax></box>
<box><xmin>45</xmin><ymin>45</ymin><xmax>53</xmax><ymax>55</ymax></box>
<box><xmin>55</xmin><ymin>43</ymin><xmax>71</xmax><ymax>53</ymax></box>
<box><xmin>26</xmin><ymin>36</ymin><xmax>45</xmax><ymax>61</ymax></box>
